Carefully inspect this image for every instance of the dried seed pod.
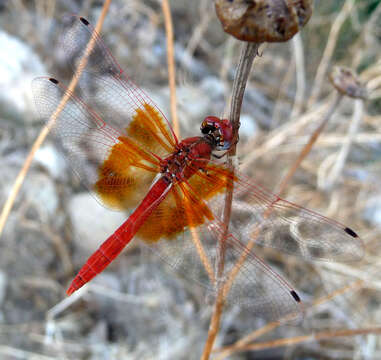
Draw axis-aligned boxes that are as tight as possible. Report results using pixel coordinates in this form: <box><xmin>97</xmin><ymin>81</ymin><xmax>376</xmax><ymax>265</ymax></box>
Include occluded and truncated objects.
<box><xmin>215</xmin><ymin>0</ymin><xmax>312</xmax><ymax>42</ymax></box>
<box><xmin>329</xmin><ymin>66</ymin><xmax>368</xmax><ymax>100</ymax></box>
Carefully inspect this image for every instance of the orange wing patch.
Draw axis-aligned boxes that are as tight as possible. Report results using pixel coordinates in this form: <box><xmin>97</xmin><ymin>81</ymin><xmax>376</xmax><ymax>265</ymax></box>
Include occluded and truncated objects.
<box><xmin>94</xmin><ymin>136</ymin><xmax>160</xmax><ymax>211</ymax></box>
<box><xmin>136</xmin><ymin>186</ymin><xmax>184</xmax><ymax>243</ymax></box>
<box><xmin>126</xmin><ymin>103</ymin><xmax>176</xmax><ymax>156</ymax></box>
<box><xmin>94</xmin><ymin>103</ymin><xmax>177</xmax><ymax>211</ymax></box>
<box><xmin>188</xmin><ymin>163</ymin><xmax>235</xmax><ymax>201</ymax></box>
<box><xmin>137</xmin><ymin>183</ymin><xmax>212</xmax><ymax>243</ymax></box>
<box><xmin>138</xmin><ymin>164</ymin><xmax>235</xmax><ymax>243</ymax></box>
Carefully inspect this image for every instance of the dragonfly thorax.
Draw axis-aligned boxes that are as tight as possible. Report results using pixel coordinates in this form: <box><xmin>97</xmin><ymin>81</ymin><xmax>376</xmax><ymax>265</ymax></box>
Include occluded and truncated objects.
<box><xmin>160</xmin><ymin>137</ymin><xmax>213</xmax><ymax>183</ymax></box>
<box><xmin>201</xmin><ymin>116</ymin><xmax>233</xmax><ymax>151</ymax></box>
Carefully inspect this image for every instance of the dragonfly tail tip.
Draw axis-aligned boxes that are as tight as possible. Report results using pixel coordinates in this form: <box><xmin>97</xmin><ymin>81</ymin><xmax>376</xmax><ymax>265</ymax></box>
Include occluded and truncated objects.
<box><xmin>66</xmin><ymin>286</ymin><xmax>75</xmax><ymax>296</ymax></box>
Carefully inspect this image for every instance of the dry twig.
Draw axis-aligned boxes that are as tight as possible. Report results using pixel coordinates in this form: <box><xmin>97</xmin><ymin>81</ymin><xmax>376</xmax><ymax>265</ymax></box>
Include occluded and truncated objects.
<box><xmin>161</xmin><ymin>0</ymin><xmax>180</xmax><ymax>137</ymax></box>
<box><xmin>277</xmin><ymin>92</ymin><xmax>343</xmax><ymax>195</ymax></box>
<box><xmin>319</xmin><ymin>99</ymin><xmax>364</xmax><ymax>189</ymax></box>
<box><xmin>230</xmin><ymin>327</ymin><xmax>381</xmax><ymax>354</ymax></box>
<box><xmin>201</xmin><ymin>42</ymin><xmax>259</xmax><ymax>360</ymax></box>
<box><xmin>307</xmin><ymin>0</ymin><xmax>355</xmax><ymax>107</ymax></box>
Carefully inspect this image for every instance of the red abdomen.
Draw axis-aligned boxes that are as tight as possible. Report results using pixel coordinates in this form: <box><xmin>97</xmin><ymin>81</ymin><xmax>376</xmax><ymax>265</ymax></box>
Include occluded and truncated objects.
<box><xmin>67</xmin><ymin>177</ymin><xmax>171</xmax><ymax>295</ymax></box>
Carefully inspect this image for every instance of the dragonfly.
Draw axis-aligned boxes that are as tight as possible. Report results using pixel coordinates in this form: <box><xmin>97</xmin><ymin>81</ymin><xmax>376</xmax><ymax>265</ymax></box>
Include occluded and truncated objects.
<box><xmin>32</xmin><ymin>15</ymin><xmax>364</xmax><ymax>322</ymax></box>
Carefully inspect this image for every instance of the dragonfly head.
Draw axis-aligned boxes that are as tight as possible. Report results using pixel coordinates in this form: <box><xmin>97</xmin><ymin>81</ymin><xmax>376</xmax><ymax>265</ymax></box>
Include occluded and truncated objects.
<box><xmin>201</xmin><ymin>116</ymin><xmax>233</xmax><ymax>151</ymax></box>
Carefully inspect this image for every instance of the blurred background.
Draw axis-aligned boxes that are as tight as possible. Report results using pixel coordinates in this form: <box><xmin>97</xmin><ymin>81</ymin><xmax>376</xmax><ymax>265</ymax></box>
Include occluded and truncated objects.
<box><xmin>0</xmin><ymin>0</ymin><xmax>381</xmax><ymax>359</ymax></box>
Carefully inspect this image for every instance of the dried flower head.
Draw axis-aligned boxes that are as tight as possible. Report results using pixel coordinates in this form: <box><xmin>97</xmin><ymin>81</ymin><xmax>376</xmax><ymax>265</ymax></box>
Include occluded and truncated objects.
<box><xmin>329</xmin><ymin>66</ymin><xmax>368</xmax><ymax>100</ymax></box>
<box><xmin>215</xmin><ymin>0</ymin><xmax>312</xmax><ymax>42</ymax></box>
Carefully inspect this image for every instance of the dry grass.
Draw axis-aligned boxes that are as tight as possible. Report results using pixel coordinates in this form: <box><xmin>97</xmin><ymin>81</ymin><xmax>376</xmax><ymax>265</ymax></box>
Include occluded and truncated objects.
<box><xmin>0</xmin><ymin>0</ymin><xmax>380</xmax><ymax>359</ymax></box>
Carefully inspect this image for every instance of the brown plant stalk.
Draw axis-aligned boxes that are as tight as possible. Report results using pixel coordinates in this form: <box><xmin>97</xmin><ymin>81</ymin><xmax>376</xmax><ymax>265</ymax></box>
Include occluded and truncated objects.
<box><xmin>201</xmin><ymin>42</ymin><xmax>259</xmax><ymax>360</ymax></box>
<box><xmin>161</xmin><ymin>0</ymin><xmax>216</xmax><ymax>284</ymax></box>
<box><xmin>161</xmin><ymin>0</ymin><xmax>180</xmax><ymax>138</ymax></box>
<box><xmin>307</xmin><ymin>0</ymin><xmax>355</xmax><ymax>107</ymax></box>
<box><xmin>277</xmin><ymin>91</ymin><xmax>343</xmax><ymax>195</ymax></box>
<box><xmin>0</xmin><ymin>0</ymin><xmax>112</xmax><ymax>238</ymax></box>
<box><xmin>230</xmin><ymin>326</ymin><xmax>381</xmax><ymax>354</ymax></box>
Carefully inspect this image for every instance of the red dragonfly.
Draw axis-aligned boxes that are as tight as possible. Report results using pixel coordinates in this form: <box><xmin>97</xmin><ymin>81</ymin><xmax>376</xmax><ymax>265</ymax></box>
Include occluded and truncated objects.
<box><xmin>32</xmin><ymin>16</ymin><xmax>364</xmax><ymax>322</ymax></box>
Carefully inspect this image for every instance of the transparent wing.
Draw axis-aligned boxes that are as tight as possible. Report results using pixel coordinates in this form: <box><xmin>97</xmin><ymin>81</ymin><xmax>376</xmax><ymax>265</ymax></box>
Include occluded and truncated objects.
<box><xmin>203</xmin><ymin>165</ymin><xmax>364</xmax><ymax>262</ymax></box>
<box><xmin>59</xmin><ymin>15</ymin><xmax>178</xmax><ymax>158</ymax></box>
<box><xmin>32</xmin><ymin>77</ymin><xmax>160</xmax><ymax>211</ymax></box>
<box><xmin>210</xmin><ymin>219</ymin><xmax>302</xmax><ymax>323</ymax></box>
<box><xmin>33</xmin><ymin>15</ymin><xmax>180</xmax><ymax>211</ymax></box>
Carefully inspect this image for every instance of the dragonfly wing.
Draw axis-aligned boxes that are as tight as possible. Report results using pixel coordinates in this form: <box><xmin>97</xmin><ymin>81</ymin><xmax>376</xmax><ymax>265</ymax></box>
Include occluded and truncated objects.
<box><xmin>138</xmin><ymin>172</ymin><xmax>302</xmax><ymax>322</ymax></box>
<box><xmin>59</xmin><ymin>15</ymin><xmax>178</xmax><ymax>158</ymax></box>
<box><xmin>32</xmin><ymin>77</ymin><xmax>160</xmax><ymax>211</ymax></box>
<box><xmin>207</xmin><ymin>218</ymin><xmax>302</xmax><ymax>323</ymax></box>
<box><xmin>204</xmin><ymin>165</ymin><xmax>364</xmax><ymax>262</ymax></box>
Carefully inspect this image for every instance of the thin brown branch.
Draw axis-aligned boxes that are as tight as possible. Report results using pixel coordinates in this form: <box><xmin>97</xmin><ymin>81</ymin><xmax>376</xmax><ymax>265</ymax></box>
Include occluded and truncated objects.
<box><xmin>45</xmin><ymin>226</ymin><xmax>74</xmax><ymax>276</ymax></box>
<box><xmin>322</xmin><ymin>98</ymin><xmax>363</xmax><ymax>189</ymax></box>
<box><xmin>289</xmin><ymin>33</ymin><xmax>306</xmax><ymax>119</ymax></box>
<box><xmin>277</xmin><ymin>92</ymin><xmax>343</xmax><ymax>195</ymax></box>
<box><xmin>236</xmin><ymin>327</ymin><xmax>381</xmax><ymax>353</ymax></box>
<box><xmin>229</xmin><ymin>43</ymin><xmax>260</xmax><ymax>137</ymax></box>
<box><xmin>190</xmin><ymin>227</ymin><xmax>216</xmax><ymax>285</ymax></box>
<box><xmin>241</xmin><ymin>98</ymin><xmax>331</xmax><ymax>170</ymax></box>
<box><xmin>185</xmin><ymin>0</ymin><xmax>212</xmax><ymax>57</ymax></box>
<box><xmin>201</xmin><ymin>42</ymin><xmax>259</xmax><ymax>360</ymax></box>
<box><xmin>18</xmin><ymin>204</ymin><xmax>74</xmax><ymax>275</ymax></box>
<box><xmin>0</xmin><ymin>0</ymin><xmax>113</xmax><ymax>238</ymax></box>
<box><xmin>307</xmin><ymin>0</ymin><xmax>355</xmax><ymax>107</ymax></box>
<box><xmin>161</xmin><ymin>0</ymin><xmax>180</xmax><ymax>138</ymax></box>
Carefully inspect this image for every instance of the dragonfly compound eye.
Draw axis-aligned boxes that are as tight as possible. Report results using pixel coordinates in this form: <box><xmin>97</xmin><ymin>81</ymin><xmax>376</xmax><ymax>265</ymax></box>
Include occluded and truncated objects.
<box><xmin>201</xmin><ymin>116</ymin><xmax>233</xmax><ymax>150</ymax></box>
<box><xmin>200</xmin><ymin>119</ymin><xmax>216</xmax><ymax>135</ymax></box>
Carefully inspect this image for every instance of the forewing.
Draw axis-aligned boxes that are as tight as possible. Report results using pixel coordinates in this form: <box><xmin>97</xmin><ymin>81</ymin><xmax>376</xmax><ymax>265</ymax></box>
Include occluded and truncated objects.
<box><xmin>32</xmin><ymin>77</ymin><xmax>160</xmax><ymax>211</ymax></box>
<box><xmin>59</xmin><ymin>15</ymin><xmax>178</xmax><ymax>158</ymax></box>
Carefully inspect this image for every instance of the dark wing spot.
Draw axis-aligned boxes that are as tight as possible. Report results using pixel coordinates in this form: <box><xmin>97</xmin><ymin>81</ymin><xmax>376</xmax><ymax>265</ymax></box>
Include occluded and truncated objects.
<box><xmin>344</xmin><ymin>227</ymin><xmax>358</xmax><ymax>238</ymax></box>
<box><xmin>290</xmin><ymin>290</ymin><xmax>301</xmax><ymax>302</ymax></box>
<box><xmin>80</xmin><ymin>17</ymin><xmax>90</xmax><ymax>26</ymax></box>
<box><xmin>49</xmin><ymin>78</ymin><xmax>59</xmax><ymax>84</ymax></box>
